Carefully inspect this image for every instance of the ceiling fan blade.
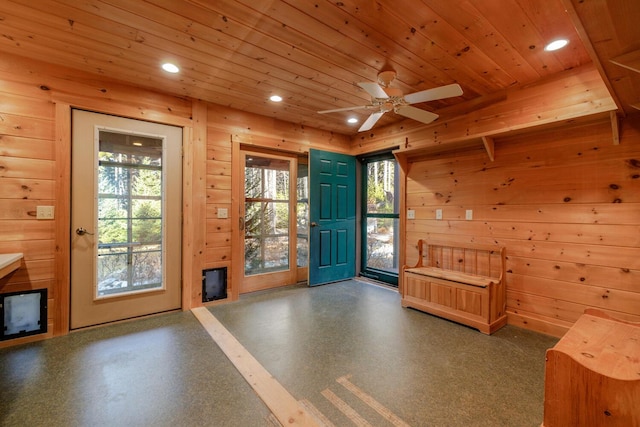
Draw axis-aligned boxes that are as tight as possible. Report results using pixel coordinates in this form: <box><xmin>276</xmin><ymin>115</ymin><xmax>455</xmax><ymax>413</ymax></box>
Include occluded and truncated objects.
<box><xmin>403</xmin><ymin>83</ymin><xmax>463</xmax><ymax>104</ymax></box>
<box><xmin>395</xmin><ymin>105</ymin><xmax>439</xmax><ymax>124</ymax></box>
<box><xmin>318</xmin><ymin>105</ymin><xmax>370</xmax><ymax>114</ymax></box>
<box><xmin>358</xmin><ymin>111</ymin><xmax>385</xmax><ymax>132</ymax></box>
<box><xmin>358</xmin><ymin>82</ymin><xmax>389</xmax><ymax>99</ymax></box>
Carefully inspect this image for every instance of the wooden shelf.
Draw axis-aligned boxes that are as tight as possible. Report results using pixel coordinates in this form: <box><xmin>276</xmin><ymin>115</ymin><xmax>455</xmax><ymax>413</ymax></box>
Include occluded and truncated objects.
<box><xmin>0</xmin><ymin>253</ymin><xmax>23</xmax><ymax>279</ymax></box>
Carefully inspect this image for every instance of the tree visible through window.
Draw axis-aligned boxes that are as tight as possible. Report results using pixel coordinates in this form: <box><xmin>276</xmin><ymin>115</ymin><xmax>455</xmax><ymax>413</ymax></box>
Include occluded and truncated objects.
<box><xmin>97</xmin><ymin>131</ymin><xmax>164</xmax><ymax>297</ymax></box>
<box><xmin>244</xmin><ymin>156</ymin><xmax>291</xmax><ymax>275</ymax></box>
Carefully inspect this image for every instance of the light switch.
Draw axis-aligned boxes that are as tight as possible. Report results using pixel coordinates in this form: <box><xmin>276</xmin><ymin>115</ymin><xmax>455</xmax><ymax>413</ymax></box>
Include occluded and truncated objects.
<box><xmin>36</xmin><ymin>206</ymin><xmax>55</xmax><ymax>220</ymax></box>
<box><xmin>407</xmin><ymin>209</ymin><xmax>415</xmax><ymax>219</ymax></box>
<box><xmin>466</xmin><ymin>209</ymin><xmax>473</xmax><ymax>220</ymax></box>
<box><xmin>436</xmin><ymin>209</ymin><xmax>443</xmax><ymax>220</ymax></box>
<box><xmin>217</xmin><ymin>208</ymin><xmax>228</xmax><ymax>219</ymax></box>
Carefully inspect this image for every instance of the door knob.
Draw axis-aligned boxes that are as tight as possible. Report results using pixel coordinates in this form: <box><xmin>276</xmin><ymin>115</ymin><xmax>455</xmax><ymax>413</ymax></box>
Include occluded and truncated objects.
<box><xmin>76</xmin><ymin>227</ymin><xmax>94</xmax><ymax>236</ymax></box>
<box><xmin>310</xmin><ymin>222</ymin><xmax>318</xmax><ymax>227</ymax></box>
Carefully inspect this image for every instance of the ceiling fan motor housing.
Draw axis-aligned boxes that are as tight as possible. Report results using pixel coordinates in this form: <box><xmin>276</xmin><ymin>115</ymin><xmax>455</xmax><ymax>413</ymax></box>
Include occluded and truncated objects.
<box><xmin>377</xmin><ymin>70</ymin><xmax>397</xmax><ymax>87</ymax></box>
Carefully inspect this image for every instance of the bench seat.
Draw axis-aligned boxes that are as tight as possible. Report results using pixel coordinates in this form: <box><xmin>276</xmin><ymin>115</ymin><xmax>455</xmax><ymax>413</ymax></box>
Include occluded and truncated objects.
<box><xmin>404</xmin><ymin>267</ymin><xmax>496</xmax><ymax>288</ymax></box>
<box><xmin>401</xmin><ymin>240</ymin><xmax>507</xmax><ymax>334</ymax></box>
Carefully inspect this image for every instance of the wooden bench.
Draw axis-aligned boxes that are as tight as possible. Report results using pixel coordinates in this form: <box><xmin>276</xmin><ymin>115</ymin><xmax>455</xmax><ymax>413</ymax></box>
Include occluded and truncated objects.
<box><xmin>401</xmin><ymin>240</ymin><xmax>507</xmax><ymax>334</ymax></box>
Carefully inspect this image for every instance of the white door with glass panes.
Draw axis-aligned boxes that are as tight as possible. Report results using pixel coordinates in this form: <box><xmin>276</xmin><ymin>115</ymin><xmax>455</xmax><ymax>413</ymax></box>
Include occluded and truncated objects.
<box><xmin>70</xmin><ymin>110</ymin><xmax>182</xmax><ymax>329</ymax></box>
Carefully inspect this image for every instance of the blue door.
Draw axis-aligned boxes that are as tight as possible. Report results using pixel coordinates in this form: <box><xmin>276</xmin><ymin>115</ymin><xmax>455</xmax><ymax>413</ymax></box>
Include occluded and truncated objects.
<box><xmin>309</xmin><ymin>149</ymin><xmax>356</xmax><ymax>286</ymax></box>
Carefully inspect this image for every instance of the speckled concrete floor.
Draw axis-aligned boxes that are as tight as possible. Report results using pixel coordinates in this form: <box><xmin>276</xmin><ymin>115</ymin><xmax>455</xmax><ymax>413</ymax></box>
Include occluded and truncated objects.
<box><xmin>210</xmin><ymin>280</ymin><xmax>559</xmax><ymax>427</ymax></box>
<box><xmin>0</xmin><ymin>280</ymin><xmax>558</xmax><ymax>426</ymax></box>
<box><xmin>0</xmin><ymin>312</ymin><xmax>271</xmax><ymax>426</ymax></box>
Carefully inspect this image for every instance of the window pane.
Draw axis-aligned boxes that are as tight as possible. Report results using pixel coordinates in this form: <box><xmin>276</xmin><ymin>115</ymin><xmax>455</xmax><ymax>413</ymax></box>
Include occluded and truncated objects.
<box><xmin>98</xmin><ymin>165</ymin><xmax>129</xmax><ymax>194</ymax></box>
<box><xmin>132</xmin><ymin>169</ymin><xmax>162</xmax><ymax>196</ymax></box>
<box><xmin>98</xmin><ymin>197</ymin><xmax>128</xmax><ymax>220</ymax></box>
<box><xmin>297</xmin><ymin>236</ymin><xmax>309</xmax><ymax>268</ymax></box>
<box><xmin>297</xmin><ymin>163</ymin><xmax>309</xmax><ymax>268</ymax></box>
<box><xmin>366</xmin><ymin>159</ymin><xmax>396</xmax><ymax>214</ymax></box>
<box><xmin>132</xmin><ymin>219</ymin><xmax>161</xmax><ymax>244</ymax></box>
<box><xmin>132</xmin><ymin>249</ymin><xmax>162</xmax><ymax>287</ymax></box>
<box><xmin>98</xmin><ymin>218</ymin><xmax>128</xmax><ymax>245</ymax></box>
<box><xmin>245</xmin><ymin>167</ymin><xmax>263</xmax><ymax>198</ymax></box>
<box><xmin>96</xmin><ymin>130</ymin><xmax>164</xmax><ymax>297</ymax></box>
<box><xmin>245</xmin><ymin>157</ymin><xmax>290</xmax><ymax>201</ymax></box>
<box><xmin>365</xmin><ymin>217</ymin><xmax>398</xmax><ymax>272</ymax></box>
<box><xmin>97</xmin><ymin>252</ymin><xmax>128</xmax><ymax>295</ymax></box>
<box><xmin>244</xmin><ymin>155</ymin><xmax>292</xmax><ymax>276</ymax></box>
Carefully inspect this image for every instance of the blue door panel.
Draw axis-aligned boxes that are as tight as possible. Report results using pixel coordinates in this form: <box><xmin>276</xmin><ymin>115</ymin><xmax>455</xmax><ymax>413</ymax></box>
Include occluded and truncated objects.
<box><xmin>336</xmin><ymin>161</ymin><xmax>349</xmax><ymax>177</ymax></box>
<box><xmin>320</xmin><ymin>159</ymin><xmax>332</xmax><ymax>174</ymax></box>
<box><xmin>319</xmin><ymin>230</ymin><xmax>332</xmax><ymax>267</ymax></box>
<box><xmin>336</xmin><ymin>185</ymin><xmax>347</xmax><ymax>219</ymax></box>
<box><xmin>320</xmin><ymin>183</ymin><xmax>332</xmax><ymax>220</ymax></box>
<box><xmin>336</xmin><ymin>229</ymin><xmax>347</xmax><ymax>265</ymax></box>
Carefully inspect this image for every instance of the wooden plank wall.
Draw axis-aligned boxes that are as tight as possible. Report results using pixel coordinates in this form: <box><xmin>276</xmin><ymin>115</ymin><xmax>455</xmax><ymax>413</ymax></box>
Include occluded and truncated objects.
<box><xmin>0</xmin><ymin>53</ymin><xmax>195</xmax><ymax>347</ymax></box>
<box><xmin>404</xmin><ymin>118</ymin><xmax>640</xmax><ymax>337</ymax></box>
<box><xmin>2</xmin><ymin>49</ymin><xmax>637</xmax><ymax>345</ymax></box>
<box><xmin>0</xmin><ymin>52</ymin><xmax>351</xmax><ymax>346</ymax></box>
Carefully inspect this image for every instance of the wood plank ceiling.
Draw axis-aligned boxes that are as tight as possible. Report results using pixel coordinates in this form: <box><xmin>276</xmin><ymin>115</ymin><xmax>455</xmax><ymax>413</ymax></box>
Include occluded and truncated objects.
<box><xmin>0</xmin><ymin>0</ymin><xmax>638</xmax><ymax>136</ymax></box>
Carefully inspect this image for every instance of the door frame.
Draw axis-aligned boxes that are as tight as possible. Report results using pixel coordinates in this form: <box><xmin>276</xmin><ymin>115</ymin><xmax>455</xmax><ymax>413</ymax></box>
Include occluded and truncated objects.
<box><xmin>70</xmin><ymin>109</ymin><xmax>183</xmax><ymax>329</ymax></box>
<box><xmin>239</xmin><ymin>149</ymin><xmax>298</xmax><ymax>293</ymax></box>
<box><xmin>359</xmin><ymin>152</ymin><xmax>400</xmax><ymax>286</ymax></box>
<box><xmin>53</xmin><ymin>102</ymin><xmax>198</xmax><ymax>336</ymax></box>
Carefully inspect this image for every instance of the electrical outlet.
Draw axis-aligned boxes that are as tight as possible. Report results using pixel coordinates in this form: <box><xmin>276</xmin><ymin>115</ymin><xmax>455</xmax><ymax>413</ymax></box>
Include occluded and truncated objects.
<box><xmin>436</xmin><ymin>209</ymin><xmax>443</xmax><ymax>220</ymax></box>
<box><xmin>217</xmin><ymin>208</ymin><xmax>228</xmax><ymax>219</ymax></box>
<box><xmin>36</xmin><ymin>206</ymin><xmax>55</xmax><ymax>220</ymax></box>
<box><xmin>407</xmin><ymin>209</ymin><xmax>415</xmax><ymax>219</ymax></box>
<box><xmin>466</xmin><ymin>209</ymin><xmax>473</xmax><ymax>220</ymax></box>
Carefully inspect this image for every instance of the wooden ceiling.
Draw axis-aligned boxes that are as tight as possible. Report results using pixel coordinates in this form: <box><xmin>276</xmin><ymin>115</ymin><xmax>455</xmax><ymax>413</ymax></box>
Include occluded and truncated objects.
<box><xmin>0</xmin><ymin>0</ymin><xmax>638</xmax><ymax>136</ymax></box>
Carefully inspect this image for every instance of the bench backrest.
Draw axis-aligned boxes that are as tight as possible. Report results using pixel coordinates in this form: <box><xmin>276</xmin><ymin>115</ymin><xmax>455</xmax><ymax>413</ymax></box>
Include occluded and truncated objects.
<box><xmin>418</xmin><ymin>240</ymin><xmax>505</xmax><ymax>280</ymax></box>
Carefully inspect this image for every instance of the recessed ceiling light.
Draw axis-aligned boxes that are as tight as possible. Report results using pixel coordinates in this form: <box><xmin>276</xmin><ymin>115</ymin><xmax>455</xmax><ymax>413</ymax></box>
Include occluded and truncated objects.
<box><xmin>270</xmin><ymin>95</ymin><xmax>283</xmax><ymax>102</ymax></box>
<box><xmin>347</xmin><ymin>117</ymin><xmax>358</xmax><ymax>124</ymax></box>
<box><xmin>162</xmin><ymin>63</ymin><xmax>180</xmax><ymax>73</ymax></box>
<box><xmin>544</xmin><ymin>39</ymin><xmax>569</xmax><ymax>52</ymax></box>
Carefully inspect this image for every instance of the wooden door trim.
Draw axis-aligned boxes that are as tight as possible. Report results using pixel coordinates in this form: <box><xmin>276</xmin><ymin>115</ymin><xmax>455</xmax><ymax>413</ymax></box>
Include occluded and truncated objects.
<box><xmin>54</xmin><ymin>102</ymin><xmax>71</xmax><ymax>336</ymax></box>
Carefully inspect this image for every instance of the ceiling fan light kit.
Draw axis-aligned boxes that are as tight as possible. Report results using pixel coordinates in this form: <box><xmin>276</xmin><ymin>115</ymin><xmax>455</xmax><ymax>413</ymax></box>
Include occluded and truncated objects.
<box><xmin>318</xmin><ymin>69</ymin><xmax>463</xmax><ymax>132</ymax></box>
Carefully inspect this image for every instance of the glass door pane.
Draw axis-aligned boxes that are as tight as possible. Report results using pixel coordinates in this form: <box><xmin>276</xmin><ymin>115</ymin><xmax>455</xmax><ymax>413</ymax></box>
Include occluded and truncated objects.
<box><xmin>296</xmin><ymin>162</ymin><xmax>309</xmax><ymax>268</ymax></box>
<box><xmin>97</xmin><ymin>132</ymin><xmax>164</xmax><ymax>297</ymax></box>
<box><xmin>361</xmin><ymin>156</ymin><xmax>399</xmax><ymax>285</ymax></box>
<box><xmin>244</xmin><ymin>156</ymin><xmax>291</xmax><ymax>276</ymax></box>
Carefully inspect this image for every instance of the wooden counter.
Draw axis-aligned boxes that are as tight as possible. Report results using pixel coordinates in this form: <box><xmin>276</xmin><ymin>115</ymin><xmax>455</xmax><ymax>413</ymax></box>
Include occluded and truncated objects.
<box><xmin>0</xmin><ymin>253</ymin><xmax>23</xmax><ymax>279</ymax></box>
<box><xmin>542</xmin><ymin>309</ymin><xmax>640</xmax><ymax>426</ymax></box>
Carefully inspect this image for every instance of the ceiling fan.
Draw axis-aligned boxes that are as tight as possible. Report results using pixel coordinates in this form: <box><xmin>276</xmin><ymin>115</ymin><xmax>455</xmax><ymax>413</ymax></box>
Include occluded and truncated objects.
<box><xmin>318</xmin><ymin>70</ymin><xmax>463</xmax><ymax>132</ymax></box>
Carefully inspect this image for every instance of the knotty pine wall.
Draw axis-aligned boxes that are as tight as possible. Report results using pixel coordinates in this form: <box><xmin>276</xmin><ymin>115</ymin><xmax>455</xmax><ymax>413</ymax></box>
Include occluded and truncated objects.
<box><xmin>2</xmin><ymin>51</ymin><xmax>638</xmax><ymax>345</ymax></box>
<box><xmin>404</xmin><ymin>118</ymin><xmax>640</xmax><ymax>337</ymax></box>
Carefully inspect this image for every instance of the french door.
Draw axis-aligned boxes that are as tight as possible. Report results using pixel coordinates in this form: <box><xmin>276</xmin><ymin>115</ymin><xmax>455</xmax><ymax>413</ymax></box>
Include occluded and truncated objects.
<box><xmin>240</xmin><ymin>150</ymin><xmax>299</xmax><ymax>292</ymax></box>
<box><xmin>70</xmin><ymin>110</ymin><xmax>182</xmax><ymax>329</ymax></box>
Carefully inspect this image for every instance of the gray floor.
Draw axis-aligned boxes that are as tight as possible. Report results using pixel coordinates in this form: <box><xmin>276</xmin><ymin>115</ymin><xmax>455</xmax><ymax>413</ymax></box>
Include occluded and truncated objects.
<box><xmin>0</xmin><ymin>280</ymin><xmax>558</xmax><ymax>426</ymax></box>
